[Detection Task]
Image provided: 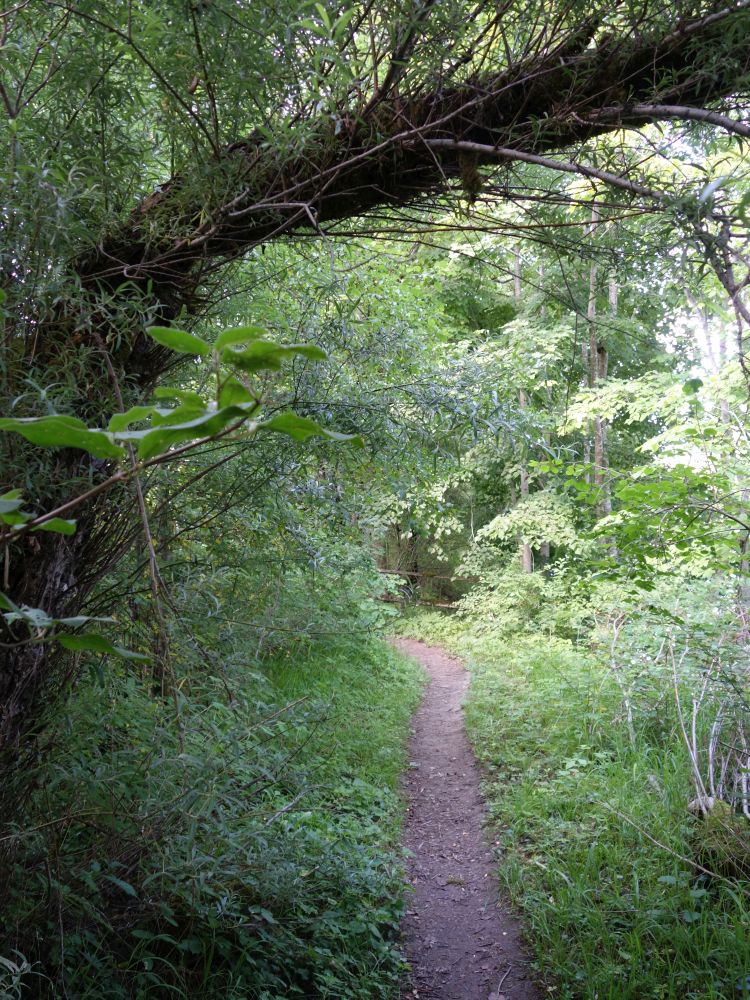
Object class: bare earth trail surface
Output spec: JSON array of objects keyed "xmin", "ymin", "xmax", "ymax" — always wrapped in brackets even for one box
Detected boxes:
[{"xmin": 395, "ymin": 639, "xmax": 541, "ymax": 1000}]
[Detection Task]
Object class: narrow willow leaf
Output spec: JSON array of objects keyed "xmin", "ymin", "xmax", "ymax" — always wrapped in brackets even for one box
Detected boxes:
[
  {"xmin": 146, "ymin": 326, "xmax": 210, "ymax": 356},
  {"xmin": 0, "ymin": 415, "xmax": 124, "ymax": 459},
  {"xmin": 103, "ymin": 874, "xmax": 138, "ymax": 897},
  {"xmin": 0, "ymin": 592, "xmax": 19, "ymax": 612},
  {"xmin": 55, "ymin": 615, "xmax": 112, "ymax": 627}
]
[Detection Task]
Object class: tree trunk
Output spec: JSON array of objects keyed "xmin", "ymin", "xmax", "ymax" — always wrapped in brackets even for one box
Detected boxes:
[
  {"xmin": 514, "ymin": 252, "xmax": 534, "ymax": 573},
  {"xmin": 518, "ymin": 387, "xmax": 534, "ymax": 574},
  {"xmin": 586, "ymin": 205, "xmax": 613, "ymax": 522}
]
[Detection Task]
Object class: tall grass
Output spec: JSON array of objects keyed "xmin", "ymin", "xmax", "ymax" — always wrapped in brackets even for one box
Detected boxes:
[
  {"xmin": 402, "ymin": 608, "xmax": 750, "ymax": 1000},
  {"xmin": 0, "ymin": 638, "xmax": 423, "ymax": 999}
]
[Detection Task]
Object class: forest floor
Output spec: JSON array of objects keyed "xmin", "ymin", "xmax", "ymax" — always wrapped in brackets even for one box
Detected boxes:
[{"xmin": 395, "ymin": 639, "xmax": 541, "ymax": 1000}]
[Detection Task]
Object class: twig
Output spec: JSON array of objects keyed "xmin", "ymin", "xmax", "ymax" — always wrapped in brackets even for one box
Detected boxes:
[{"xmin": 599, "ymin": 802, "xmax": 747, "ymax": 891}]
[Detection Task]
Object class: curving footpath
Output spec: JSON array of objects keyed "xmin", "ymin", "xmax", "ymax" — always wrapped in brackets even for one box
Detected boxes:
[{"xmin": 396, "ymin": 639, "xmax": 541, "ymax": 1000}]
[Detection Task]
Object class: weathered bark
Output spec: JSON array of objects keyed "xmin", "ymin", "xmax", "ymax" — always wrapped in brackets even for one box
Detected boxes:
[{"xmin": 3, "ymin": 3, "xmax": 750, "ymax": 759}]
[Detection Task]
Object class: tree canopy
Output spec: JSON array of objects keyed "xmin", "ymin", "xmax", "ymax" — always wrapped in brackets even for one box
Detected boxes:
[{"xmin": 3, "ymin": 4, "xmax": 750, "ymax": 994}]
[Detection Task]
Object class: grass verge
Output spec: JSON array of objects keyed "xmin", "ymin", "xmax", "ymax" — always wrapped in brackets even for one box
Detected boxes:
[
  {"xmin": 1, "ymin": 637, "xmax": 423, "ymax": 999},
  {"xmin": 401, "ymin": 617, "xmax": 750, "ymax": 1000}
]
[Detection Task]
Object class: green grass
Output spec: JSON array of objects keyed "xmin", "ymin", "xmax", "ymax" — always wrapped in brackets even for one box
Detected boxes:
[
  {"xmin": 1, "ymin": 637, "xmax": 424, "ymax": 1000},
  {"xmin": 266, "ymin": 637, "xmax": 423, "ymax": 795},
  {"xmin": 402, "ymin": 617, "xmax": 750, "ymax": 1000}
]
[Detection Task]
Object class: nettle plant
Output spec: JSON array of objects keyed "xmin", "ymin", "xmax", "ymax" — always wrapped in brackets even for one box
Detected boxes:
[{"xmin": 0, "ymin": 323, "xmax": 360, "ymax": 658}]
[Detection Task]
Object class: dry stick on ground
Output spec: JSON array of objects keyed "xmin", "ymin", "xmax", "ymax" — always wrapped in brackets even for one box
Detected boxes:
[{"xmin": 600, "ymin": 803, "xmax": 750, "ymax": 892}]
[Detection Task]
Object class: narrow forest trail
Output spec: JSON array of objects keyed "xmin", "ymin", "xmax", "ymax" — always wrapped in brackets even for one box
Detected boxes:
[{"xmin": 395, "ymin": 639, "xmax": 541, "ymax": 1000}]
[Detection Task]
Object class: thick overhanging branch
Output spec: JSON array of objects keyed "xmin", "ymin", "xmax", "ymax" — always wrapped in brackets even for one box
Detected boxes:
[{"xmin": 74, "ymin": 3, "xmax": 750, "ymax": 341}]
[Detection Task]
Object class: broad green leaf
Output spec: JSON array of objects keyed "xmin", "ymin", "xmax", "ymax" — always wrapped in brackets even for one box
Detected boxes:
[
  {"xmin": 214, "ymin": 325, "xmax": 266, "ymax": 351},
  {"xmin": 222, "ymin": 341, "xmax": 326, "ymax": 372},
  {"xmin": 218, "ymin": 375, "xmax": 257, "ymax": 408},
  {"xmin": 259, "ymin": 412, "xmax": 364, "ymax": 446},
  {"xmin": 682, "ymin": 378, "xmax": 704, "ymax": 394},
  {"xmin": 2, "ymin": 509, "xmax": 33, "ymax": 526},
  {"xmin": 4, "ymin": 604, "xmax": 53, "ymax": 628},
  {"xmin": 153, "ymin": 387, "xmax": 207, "ymax": 407},
  {"xmin": 145, "ymin": 326, "xmax": 210, "ymax": 357},
  {"xmin": 57, "ymin": 632, "xmax": 150, "ymax": 661},
  {"xmin": 0, "ymin": 415, "xmax": 124, "ymax": 459},
  {"xmin": 0, "ymin": 489, "xmax": 24, "ymax": 514},
  {"xmin": 103, "ymin": 874, "xmax": 138, "ymax": 897},
  {"xmin": 115, "ymin": 403, "xmax": 255, "ymax": 460},
  {"xmin": 108, "ymin": 405, "xmax": 158, "ymax": 433},
  {"xmin": 149, "ymin": 402, "xmax": 207, "ymax": 428},
  {"xmin": 32, "ymin": 518, "xmax": 77, "ymax": 535}
]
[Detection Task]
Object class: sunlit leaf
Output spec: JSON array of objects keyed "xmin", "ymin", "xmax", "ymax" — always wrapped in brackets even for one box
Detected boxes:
[
  {"xmin": 214, "ymin": 325, "xmax": 266, "ymax": 351},
  {"xmin": 2, "ymin": 509, "xmax": 33, "ymax": 526},
  {"xmin": 57, "ymin": 632, "xmax": 150, "ymax": 661},
  {"xmin": 0, "ymin": 415, "xmax": 124, "ymax": 459},
  {"xmin": 32, "ymin": 518, "xmax": 77, "ymax": 535},
  {"xmin": 115, "ymin": 403, "xmax": 256, "ymax": 460},
  {"xmin": 145, "ymin": 326, "xmax": 210, "ymax": 356},
  {"xmin": 222, "ymin": 341, "xmax": 326, "ymax": 372},
  {"xmin": 259, "ymin": 412, "xmax": 363, "ymax": 446}
]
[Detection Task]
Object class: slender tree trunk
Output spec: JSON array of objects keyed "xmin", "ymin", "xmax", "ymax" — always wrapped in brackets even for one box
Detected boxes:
[
  {"xmin": 586, "ymin": 206, "xmax": 612, "ymax": 520},
  {"xmin": 538, "ymin": 264, "xmax": 551, "ymax": 565},
  {"xmin": 518, "ymin": 388, "xmax": 534, "ymax": 573},
  {"xmin": 593, "ymin": 275, "xmax": 615, "ymax": 520},
  {"xmin": 586, "ymin": 204, "xmax": 599, "ymax": 487},
  {"xmin": 515, "ymin": 252, "xmax": 533, "ymax": 573},
  {"xmin": 581, "ymin": 216, "xmax": 595, "ymax": 481}
]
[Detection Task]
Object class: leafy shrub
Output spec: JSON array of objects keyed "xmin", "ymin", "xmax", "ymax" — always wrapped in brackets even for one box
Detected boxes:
[{"xmin": 0, "ymin": 639, "xmax": 422, "ymax": 999}]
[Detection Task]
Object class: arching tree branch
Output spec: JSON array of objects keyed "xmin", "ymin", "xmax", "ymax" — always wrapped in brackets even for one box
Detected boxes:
[{"xmin": 76, "ymin": 1, "xmax": 750, "ymax": 342}]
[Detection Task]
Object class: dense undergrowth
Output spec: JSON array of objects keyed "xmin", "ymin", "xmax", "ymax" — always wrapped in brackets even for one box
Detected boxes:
[
  {"xmin": 401, "ymin": 573, "xmax": 750, "ymax": 1000},
  {"xmin": 0, "ymin": 636, "xmax": 422, "ymax": 999}
]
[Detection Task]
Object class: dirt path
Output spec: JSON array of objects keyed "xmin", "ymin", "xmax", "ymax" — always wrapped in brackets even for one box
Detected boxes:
[{"xmin": 395, "ymin": 639, "xmax": 540, "ymax": 1000}]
